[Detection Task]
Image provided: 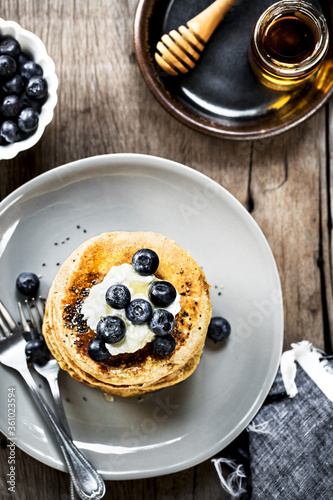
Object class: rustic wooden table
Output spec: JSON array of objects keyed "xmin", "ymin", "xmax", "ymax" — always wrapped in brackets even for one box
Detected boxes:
[{"xmin": 0, "ymin": 1, "xmax": 332, "ymax": 499}]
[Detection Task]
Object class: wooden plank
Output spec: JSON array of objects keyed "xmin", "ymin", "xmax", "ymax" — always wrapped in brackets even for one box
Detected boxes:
[
  {"xmin": 321, "ymin": 103, "xmax": 333, "ymax": 354},
  {"xmin": 249, "ymin": 111, "xmax": 329, "ymax": 351}
]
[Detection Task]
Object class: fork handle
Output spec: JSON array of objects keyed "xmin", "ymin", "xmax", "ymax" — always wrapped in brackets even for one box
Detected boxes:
[
  {"xmin": 45, "ymin": 377, "xmax": 81, "ymax": 500},
  {"xmin": 47, "ymin": 375, "xmax": 72, "ymax": 437},
  {"xmin": 20, "ymin": 367, "xmax": 105, "ymax": 500}
]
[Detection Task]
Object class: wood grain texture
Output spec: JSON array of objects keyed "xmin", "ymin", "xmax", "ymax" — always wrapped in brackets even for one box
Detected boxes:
[{"xmin": 0, "ymin": 0, "xmax": 332, "ymax": 499}]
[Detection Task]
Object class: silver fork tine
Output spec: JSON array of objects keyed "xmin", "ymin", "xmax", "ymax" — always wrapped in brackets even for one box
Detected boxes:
[
  {"xmin": 32, "ymin": 297, "xmax": 44, "ymax": 333},
  {"xmin": 0, "ymin": 300, "xmax": 19, "ymax": 334},
  {"xmin": 18, "ymin": 302, "xmax": 33, "ymax": 341},
  {"xmin": 0, "ymin": 313, "xmax": 10, "ymax": 337},
  {"xmin": 25, "ymin": 299, "xmax": 38, "ymax": 330},
  {"xmin": 39, "ymin": 296, "xmax": 45, "ymax": 312}
]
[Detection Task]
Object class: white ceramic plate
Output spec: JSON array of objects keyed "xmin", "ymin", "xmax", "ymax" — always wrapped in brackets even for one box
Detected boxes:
[{"xmin": 0, "ymin": 154, "xmax": 283, "ymax": 479}]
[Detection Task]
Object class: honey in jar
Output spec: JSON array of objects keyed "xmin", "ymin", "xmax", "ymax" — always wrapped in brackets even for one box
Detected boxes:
[{"xmin": 249, "ymin": 1, "xmax": 329, "ymax": 91}]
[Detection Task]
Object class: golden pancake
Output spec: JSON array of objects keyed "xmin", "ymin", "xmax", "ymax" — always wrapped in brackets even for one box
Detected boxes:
[{"xmin": 43, "ymin": 231, "xmax": 211, "ymax": 396}]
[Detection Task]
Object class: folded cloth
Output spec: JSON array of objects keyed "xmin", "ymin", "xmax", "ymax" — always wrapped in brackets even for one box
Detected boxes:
[{"xmin": 212, "ymin": 342, "xmax": 333, "ymax": 499}]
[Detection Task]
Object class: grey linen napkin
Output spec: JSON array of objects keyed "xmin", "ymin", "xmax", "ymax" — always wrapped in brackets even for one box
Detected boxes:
[{"xmin": 212, "ymin": 343, "xmax": 333, "ymax": 499}]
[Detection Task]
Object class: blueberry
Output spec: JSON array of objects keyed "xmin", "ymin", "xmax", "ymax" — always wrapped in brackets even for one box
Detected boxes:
[
  {"xmin": 0, "ymin": 55, "xmax": 16, "ymax": 79},
  {"xmin": 16, "ymin": 272, "xmax": 40, "ymax": 296},
  {"xmin": 126, "ymin": 298, "xmax": 152, "ymax": 325},
  {"xmin": 19, "ymin": 92, "xmax": 42, "ymax": 113},
  {"xmin": 149, "ymin": 309, "xmax": 175, "ymax": 336},
  {"xmin": 0, "ymin": 134, "xmax": 8, "ymax": 145},
  {"xmin": 96, "ymin": 316, "xmax": 126, "ymax": 344},
  {"xmin": 26, "ymin": 76, "xmax": 48, "ymax": 100},
  {"xmin": 2, "ymin": 74, "xmax": 24, "ymax": 94},
  {"xmin": 0, "ymin": 120, "xmax": 22, "ymax": 143},
  {"xmin": 87, "ymin": 337, "xmax": 111, "ymax": 362},
  {"xmin": 18, "ymin": 52, "xmax": 31, "ymax": 68},
  {"xmin": 149, "ymin": 281, "xmax": 177, "ymax": 307},
  {"xmin": 132, "ymin": 249, "xmax": 159, "ymax": 276},
  {"xmin": 105, "ymin": 284, "xmax": 131, "ymax": 309},
  {"xmin": 25, "ymin": 338, "xmax": 50, "ymax": 366},
  {"xmin": 0, "ymin": 36, "xmax": 21, "ymax": 58},
  {"xmin": 152, "ymin": 335, "xmax": 176, "ymax": 356},
  {"xmin": 18, "ymin": 107, "xmax": 39, "ymax": 132},
  {"xmin": 207, "ymin": 317, "xmax": 231, "ymax": 342},
  {"xmin": 1, "ymin": 95, "xmax": 20, "ymax": 117},
  {"xmin": 20, "ymin": 61, "xmax": 43, "ymax": 80}
]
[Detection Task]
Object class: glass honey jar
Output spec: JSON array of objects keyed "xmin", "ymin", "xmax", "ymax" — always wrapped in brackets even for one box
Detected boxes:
[{"xmin": 249, "ymin": 0, "xmax": 329, "ymax": 91}]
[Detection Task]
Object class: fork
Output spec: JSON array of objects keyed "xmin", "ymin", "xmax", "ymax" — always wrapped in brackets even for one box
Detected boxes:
[
  {"xmin": 0, "ymin": 300, "xmax": 106, "ymax": 500},
  {"xmin": 19, "ymin": 298, "xmax": 78, "ymax": 499},
  {"xmin": 18, "ymin": 298, "xmax": 72, "ymax": 436}
]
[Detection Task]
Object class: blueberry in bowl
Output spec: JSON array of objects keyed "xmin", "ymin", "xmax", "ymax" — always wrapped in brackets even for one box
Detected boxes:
[
  {"xmin": 18, "ymin": 107, "xmax": 39, "ymax": 133},
  {"xmin": 1, "ymin": 120, "xmax": 22, "ymax": 143},
  {"xmin": 0, "ymin": 18, "xmax": 58, "ymax": 160}
]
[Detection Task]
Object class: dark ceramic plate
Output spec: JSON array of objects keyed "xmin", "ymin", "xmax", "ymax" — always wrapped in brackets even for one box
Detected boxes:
[{"xmin": 134, "ymin": 0, "xmax": 333, "ymax": 140}]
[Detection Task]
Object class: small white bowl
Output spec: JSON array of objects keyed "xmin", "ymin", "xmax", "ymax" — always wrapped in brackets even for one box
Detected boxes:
[{"xmin": 0, "ymin": 18, "xmax": 58, "ymax": 160}]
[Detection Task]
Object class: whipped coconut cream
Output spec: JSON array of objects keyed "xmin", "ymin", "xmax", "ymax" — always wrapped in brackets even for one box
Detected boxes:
[{"xmin": 81, "ymin": 263, "xmax": 181, "ymax": 355}]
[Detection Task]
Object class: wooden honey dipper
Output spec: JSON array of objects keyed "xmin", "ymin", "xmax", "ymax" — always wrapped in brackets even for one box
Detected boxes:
[{"xmin": 155, "ymin": 0, "xmax": 238, "ymax": 76}]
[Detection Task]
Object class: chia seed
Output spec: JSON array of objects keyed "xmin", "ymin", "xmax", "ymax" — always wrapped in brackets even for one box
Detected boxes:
[{"xmin": 63, "ymin": 297, "xmax": 89, "ymax": 333}]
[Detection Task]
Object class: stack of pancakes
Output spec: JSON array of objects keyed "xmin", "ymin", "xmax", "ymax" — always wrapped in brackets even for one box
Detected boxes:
[{"xmin": 43, "ymin": 232, "xmax": 211, "ymax": 396}]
